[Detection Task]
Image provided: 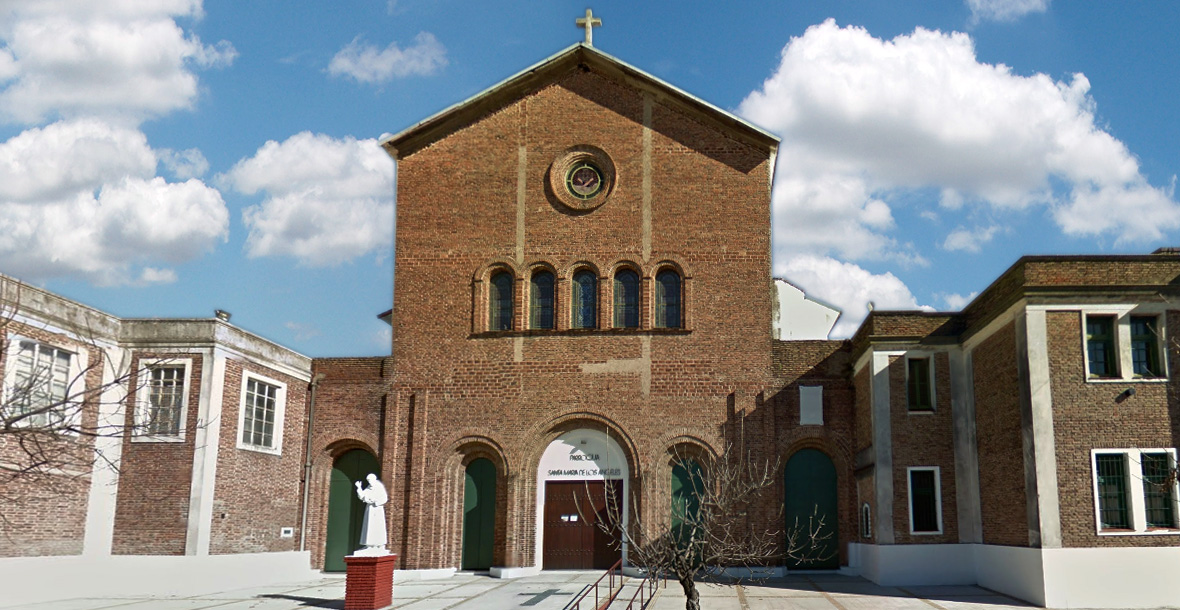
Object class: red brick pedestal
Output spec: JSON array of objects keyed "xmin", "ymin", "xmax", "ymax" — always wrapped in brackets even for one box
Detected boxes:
[{"xmin": 344, "ymin": 553, "xmax": 398, "ymax": 610}]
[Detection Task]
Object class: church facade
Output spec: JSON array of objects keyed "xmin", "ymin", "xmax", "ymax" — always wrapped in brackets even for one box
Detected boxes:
[{"xmin": 2, "ymin": 43, "xmax": 1180, "ymax": 609}]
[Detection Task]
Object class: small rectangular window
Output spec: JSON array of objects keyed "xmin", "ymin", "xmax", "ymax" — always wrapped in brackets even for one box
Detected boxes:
[
  {"xmin": 146, "ymin": 365, "xmax": 185, "ymax": 436},
  {"xmin": 10, "ymin": 340, "xmax": 73, "ymax": 428},
  {"xmin": 1095, "ymin": 453, "xmax": 1130, "ymax": 529},
  {"xmin": 906, "ymin": 357, "xmax": 932, "ymax": 412},
  {"xmin": 1141, "ymin": 453, "xmax": 1176, "ymax": 528},
  {"xmin": 242, "ymin": 377, "xmax": 279, "ymax": 449},
  {"xmin": 1086, "ymin": 316, "xmax": 1118, "ymax": 378},
  {"xmin": 908, "ymin": 467, "xmax": 942, "ymax": 534},
  {"xmin": 1130, "ymin": 316, "xmax": 1162, "ymax": 377}
]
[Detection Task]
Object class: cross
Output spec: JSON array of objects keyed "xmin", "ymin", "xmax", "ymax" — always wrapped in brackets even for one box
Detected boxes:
[
  {"xmin": 519, "ymin": 589, "xmax": 572, "ymax": 606},
  {"xmin": 576, "ymin": 8, "xmax": 601, "ymax": 46}
]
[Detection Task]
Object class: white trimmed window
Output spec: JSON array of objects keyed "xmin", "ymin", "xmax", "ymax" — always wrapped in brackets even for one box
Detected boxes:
[
  {"xmin": 237, "ymin": 372, "xmax": 286, "ymax": 455},
  {"xmin": 1092, "ymin": 448, "xmax": 1179, "ymax": 535},
  {"xmin": 1083, "ymin": 310, "xmax": 1167, "ymax": 381},
  {"xmin": 905, "ymin": 354, "xmax": 935, "ymax": 412},
  {"xmin": 860, "ymin": 503, "xmax": 872, "ymax": 539},
  {"xmin": 4, "ymin": 338, "xmax": 76, "ymax": 429},
  {"xmin": 135, "ymin": 358, "xmax": 191, "ymax": 441},
  {"xmin": 907, "ymin": 466, "xmax": 943, "ymax": 535}
]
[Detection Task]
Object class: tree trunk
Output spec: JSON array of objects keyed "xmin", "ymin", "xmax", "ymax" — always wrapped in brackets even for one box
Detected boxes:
[{"xmin": 679, "ymin": 577, "xmax": 700, "ymax": 610}]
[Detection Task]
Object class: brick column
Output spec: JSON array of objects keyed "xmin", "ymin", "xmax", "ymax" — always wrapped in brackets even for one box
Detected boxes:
[{"xmin": 344, "ymin": 554, "xmax": 398, "ymax": 610}]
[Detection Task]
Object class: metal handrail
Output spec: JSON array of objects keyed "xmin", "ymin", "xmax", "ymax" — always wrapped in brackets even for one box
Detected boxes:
[
  {"xmin": 567, "ymin": 559, "xmax": 624, "ymax": 610},
  {"xmin": 620, "ymin": 568, "xmax": 664, "ymax": 610}
]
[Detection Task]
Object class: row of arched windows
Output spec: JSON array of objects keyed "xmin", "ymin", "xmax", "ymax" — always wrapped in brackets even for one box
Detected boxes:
[{"xmin": 485, "ymin": 265, "xmax": 684, "ymax": 332}]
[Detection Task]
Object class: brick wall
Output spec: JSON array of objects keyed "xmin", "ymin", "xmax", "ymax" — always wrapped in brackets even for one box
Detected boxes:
[
  {"xmin": 207, "ymin": 359, "xmax": 307, "ymax": 554},
  {"xmin": 0, "ymin": 323, "xmax": 103, "ymax": 557},
  {"xmin": 972, "ymin": 321, "xmax": 1030, "ymax": 546},
  {"xmin": 111, "ymin": 352, "xmax": 203, "ymax": 555},
  {"xmin": 1047, "ymin": 310, "xmax": 1180, "ymax": 547}
]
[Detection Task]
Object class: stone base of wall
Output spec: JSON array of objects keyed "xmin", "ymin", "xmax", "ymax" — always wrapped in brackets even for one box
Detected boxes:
[{"xmin": 849, "ymin": 543, "xmax": 1180, "ymax": 608}]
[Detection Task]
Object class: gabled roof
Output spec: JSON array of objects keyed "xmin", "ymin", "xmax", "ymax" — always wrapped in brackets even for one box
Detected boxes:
[{"xmin": 381, "ymin": 43, "xmax": 779, "ymax": 159}]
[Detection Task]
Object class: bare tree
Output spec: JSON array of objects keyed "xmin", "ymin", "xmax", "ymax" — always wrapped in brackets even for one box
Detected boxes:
[
  {"xmin": 583, "ymin": 442, "xmax": 833, "ymax": 610},
  {"xmin": 0, "ymin": 276, "xmax": 154, "ymax": 526}
]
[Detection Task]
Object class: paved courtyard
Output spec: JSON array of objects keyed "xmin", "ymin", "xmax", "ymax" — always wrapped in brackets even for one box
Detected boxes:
[{"xmin": 2, "ymin": 570, "xmax": 1166, "ymax": 610}]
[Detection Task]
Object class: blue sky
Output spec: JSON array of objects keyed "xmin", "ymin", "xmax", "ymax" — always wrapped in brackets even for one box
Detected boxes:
[{"xmin": 2, "ymin": 0, "xmax": 1179, "ymax": 355}]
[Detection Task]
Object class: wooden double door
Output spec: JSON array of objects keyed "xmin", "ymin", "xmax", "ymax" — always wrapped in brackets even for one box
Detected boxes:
[{"xmin": 542, "ymin": 481, "xmax": 622, "ymax": 569}]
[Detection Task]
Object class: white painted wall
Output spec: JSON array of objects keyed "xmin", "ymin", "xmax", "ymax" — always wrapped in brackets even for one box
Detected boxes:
[
  {"xmin": 1042, "ymin": 546, "xmax": 1180, "ymax": 609},
  {"xmin": 0, "ymin": 552, "xmax": 318, "ymax": 607},
  {"xmin": 973, "ymin": 544, "xmax": 1045, "ymax": 607},
  {"xmin": 771, "ymin": 279, "xmax": 840, "ymax": 340},
  {"xmin": 851, "ymin": 542, "xmax": 976, "ymax": 586}
]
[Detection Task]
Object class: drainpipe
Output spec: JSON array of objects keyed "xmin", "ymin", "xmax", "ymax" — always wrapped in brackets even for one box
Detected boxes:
[{"xmin": 299, "ymin": 372, "xmax": 326, "ymax": 552}]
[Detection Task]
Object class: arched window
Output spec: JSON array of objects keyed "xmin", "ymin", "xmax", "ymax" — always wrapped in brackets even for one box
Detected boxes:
[
  {"xmin": 861, "ymin": 503, "xmax": 872, "ymax": 539},
  {"xmin": 571, "ymin": 270, "xmax": 597, "ymax": 329},
  {"xmin": 530, "ymin": 270, "xmax": 554, "ymax": 330},
  {"xmin": 655, "ymin": 269, "xmax": 681, "ymax": 328},
  {"xmin": 489, "ymin": 271, "xmax": 514, "ymax": 331},
  {"xmin": 614, "ymin": 269, "xmax": 639, "ymax": 328}
]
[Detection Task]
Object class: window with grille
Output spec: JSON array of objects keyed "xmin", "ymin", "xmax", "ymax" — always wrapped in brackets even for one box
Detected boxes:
[
  {"xmin": 614, "ymin": 269, "xmax": 639, "ymax": 328},
  {"xmin": 241, "ymin": 377, "xmax": 280, "ymax": 450},
  {"xmin": 655, "ymin": 269, "xmax": 681, "ymax": 329},
  {"xmin": 530, "ymin": 271, "xmax": 554, "ymax": 330},
  {"xmin": 1095, "ymin": 453, "xmax": 1130, "ymax": 529},
  {"xmin": 1130, "ymin": 316, "xmax": 1162, "ymax": 377},
  {"xmin": 906, "ymin": 357, "xmax": 933, "ymax": 412},
  {"xmin": 571, "ymin": 270, "xmax": 597, "ymax": 329},
  {"xmin": 10, "ymin": 340, "xmax": 72, "ymax": 428},
  {"xmin": 908, "ymin": 467, "xmax": 942, "ymax": 534},
  {"xmin": 489, "ymin": 271, "xmax": 514, "ymax": 331},
  {"xmin": 146, "ymin": 365, "xmax": 185, "ymax": 436},
  {"xmin": 1086, "ymin": 316, "xmax": 1118, "ymax": 378},
  {"xmin": 1141, "ymin": 452, "xmax": 1176, "ymax": 528}
]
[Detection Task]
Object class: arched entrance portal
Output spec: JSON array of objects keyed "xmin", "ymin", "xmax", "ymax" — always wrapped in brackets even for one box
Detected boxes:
[
  {"xmin": 324, "ymin": 448, "xmax": 380, "ymax": 572},
  {"xmin": 783, "ymin": 448, "xmax": 839, "ymax": 569},
  {"xmin": 536, "ymin": 430, "xmax": 628, "ymax": 570},
  {"xmin": 462, "ymin": 458, "xmax": 497, "ymax": 570}
]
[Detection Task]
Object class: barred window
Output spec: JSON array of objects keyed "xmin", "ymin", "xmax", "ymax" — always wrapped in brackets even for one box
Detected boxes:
[
  {"xmin": 571, "ymin": 270, "xmax": 597, "ymax": 330},
  {"xmin": 1095, "ymin": 453, "xmax": 1130, "ymax": 529},
  {"xmin": 146, "ymin": 365, "xmax": 185, "ymax": 436},
  {"xmin": 908, "ymin": 467, "xmax": 942, "ymax": 534},
  {"xmin": 241, "ymin": 378, "xmax": 279, "ymax": 449},
  {"xmin": 1141, "ymin": 453, "xmax": 1176, "ymax": 528}
]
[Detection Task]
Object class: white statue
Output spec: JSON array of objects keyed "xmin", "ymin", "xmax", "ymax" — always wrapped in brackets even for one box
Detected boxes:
[{"xmin": 354, "ymin": 473, "xmax": 389, "ymax": 556}]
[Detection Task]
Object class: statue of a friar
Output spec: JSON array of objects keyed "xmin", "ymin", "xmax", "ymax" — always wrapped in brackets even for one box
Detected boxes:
[{"xmin": 354, "ymin": 473, "xmax": 389, "ymax": 556}]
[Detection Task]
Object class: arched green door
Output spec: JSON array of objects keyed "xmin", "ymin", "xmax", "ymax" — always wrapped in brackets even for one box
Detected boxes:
[
  {"xmin": 462, "ymin": 458, "xmax": 497, "ymax": 570},
  {"xmin": 783, "ymin": 448, "xmax": 839, "ymax": 569},
  {"xmin": 324, "ymin": 449, "xmax": 380, "ymax": 572},
  {"xmin": 671, "ymin": 459, "xmax": 703, "ymax": 546}
]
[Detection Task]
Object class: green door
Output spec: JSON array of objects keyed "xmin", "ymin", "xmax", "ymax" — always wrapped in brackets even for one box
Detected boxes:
[
  {"xmin": 461, "ymin": 458, "xmax": 496, "ymax": 570},
  {"xmin": 324, "ymin": 449, "xmax": 380, "ymax": 572},
  {"xmin": 783, "ymin": 448, "xmax": 839, "ymax": 569},
  {"xmin": 671, "ymin": 459, "xmax": 703, "ymax": 548}
]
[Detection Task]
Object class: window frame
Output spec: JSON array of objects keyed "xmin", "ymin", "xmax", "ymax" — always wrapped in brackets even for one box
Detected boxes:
[
  {"xmin": 529, "ymin": 269, "xmax": 555, "ymax": 330},
  {"xmin": 570, "ymin": 269, "xmax": 598, "ymax": 330},
  {"xmin": 1091, "ymin": 448, "xmax": 1180, "ymax": 536},
  {"xmin": 236, "ymin": 371, "xmax": 287, "ymax": 456},
  {"xmin": 488, "ymin": 270, "xmax": 515, "ymax": 332},
  {"xmin": 3, "ymin": 336, "xmax": 83, "ymax": 432},
  {"xmin": 1081, "ymin": 309, "xmax": 1169, "ymax": 383},
  {"xmin": 860, "ymin": 502, "xmax": 872, "ymax": 539},
  {"xmin": 133, "ymin": 357, "xmax": 192, "ymax": 443},
  {"xmin": 613, "ymin": 268, "xmax": 641, "ymax": 329},
  {"xmin": 654, "ymin": 268, "xmax": 681, "ymax": 329},
  {"xmin": 906, "ymin": 466, "xmax": 943, "ymax": 535},
  {"xmin": 905, "ymin": 354, "xmax": 936, "ymax": 413}
]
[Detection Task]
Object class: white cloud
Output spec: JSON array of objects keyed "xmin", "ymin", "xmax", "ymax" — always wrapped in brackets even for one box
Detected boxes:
[
  {"xmin": 224, "ymin": 132, "xmax": 395, "ymax": 266},
  {"xmin": 966, "ymin": 0, "xmax": 1049, "ymax": 24},
  {"xmin": 159, "ymin": 147, "xmax": 209, "ymax": 179},
  {"xmin": 780, "ymin": 255, "xmax": 928, "ymax": 338},
  {"xmin": 0, "ymin": 119, "xmax": 228, "ymax": 284},
  {"xmin": 939, "ymin": 291, "xmax": 979, "ymax": 310},
  {"xmin": 285, "ymin": 321, "xmax": 321, "ymax": 341},
  {"xmin": 328, "ymin": 32, "xmax": 447, "ymax": 84},
  {"xmin": 0, "ymin": 1, "xmax": 235, "ymax": 124},
  {"xmin": 739, "ymin": 20, "xmax": 1180, "ymax": 258},
  {"xmin": 943, "ymin": 225, "xmax": 999, "ymax": 252}
]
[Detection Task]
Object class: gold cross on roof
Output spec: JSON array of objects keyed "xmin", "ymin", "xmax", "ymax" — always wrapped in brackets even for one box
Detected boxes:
[{"xmin": 576, "ymin": 8, "xmax": 601, "ymax": 46}]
